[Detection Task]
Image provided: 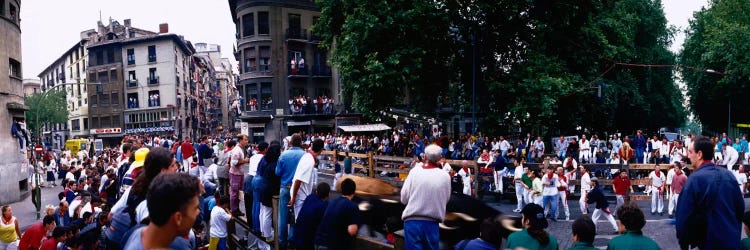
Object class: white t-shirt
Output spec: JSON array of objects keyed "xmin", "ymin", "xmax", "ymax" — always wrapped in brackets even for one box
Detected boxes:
[
  {"xmin": 513, "ymin": 166, "xmax": 524, "ymax": 179},
  {"xmin": 649, "ymin": 171, "xmax": 666, "ymax": 187},
  {"xmin": 210, "ymin": 206, "xmax": 232, "ymax": 238},
  {"xmin": 580, "ymin": 172, "xmax": 591, "ymax": 193},
  {"xmin": 735, "ymin": 171, "xmax": 747, "ymax": 192},
  {"xmin": 541, "ymin": 174, "xmax": 559, "ymax": 196},
  {"xmin": 292, "ymin": 153, "xmax": 316, "ymax": 203},
  {"xmin": 666, "ymin": 168, "xmax": 675, "ymax": 185},
  {"xmin": 442, "ymin": 163, "xmax": 452, "ymax": 173},
  {"xmin": 671, "ymin": 147, "xmax": 685, "ymax": 163},
  {"xmin": 458, "ymin": 168, "xmax": 472, "ymax": 186},
  {"xmin": 248, "ymin": 154, "xmax": 264, "ymax": 176}
]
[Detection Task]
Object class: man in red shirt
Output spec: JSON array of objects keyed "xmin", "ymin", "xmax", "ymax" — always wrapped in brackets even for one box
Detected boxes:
[
  {"xmin": 39, "ymin": 227, "xmax": 67, "ymax": 250},
  {"xmin": 669, "ymin": 165, "xmax": 688, "ymax": 218},
  {"xmin": 612, "ymin": 170, "xmax": 633, "ymax": 212},
  {"xmin": 181, "ymin": 137, "xmax": 195, "ymax": 172},
  {"xmin": 19, "ymin": 215, "xmax": 55, "ymax": 250}
]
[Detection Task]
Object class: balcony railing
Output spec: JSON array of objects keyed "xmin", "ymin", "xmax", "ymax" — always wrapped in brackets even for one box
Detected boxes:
[
  {"xmin": 312, "ymin": 65, "xmax": 332, "ymax": 77},
  {"xmin": 148, "ymin": 76, "xmax": 159, "ymax": 85},
  {"xmin": 288, "ymin": 99, "xmax": 336, "ymax": 115},
  {"xmin": 288, "ymin": 64, "xmax": 309, "ymax": 76},
  {"xmin": 148, "ymin": 55, "xmax": 157, "ymax": 62},
  {"xmin": 285, "ymin": 28, "xmax": 308, "ymax": 40},
  {"xmin": 126, "ymin": 79, "xmax": 138, "ymax": 88}
]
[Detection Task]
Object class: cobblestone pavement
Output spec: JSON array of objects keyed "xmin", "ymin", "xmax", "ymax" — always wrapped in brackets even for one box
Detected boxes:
[{"xmin": 486, "ymin": 195, "xmax": 750, "ymax": 249}]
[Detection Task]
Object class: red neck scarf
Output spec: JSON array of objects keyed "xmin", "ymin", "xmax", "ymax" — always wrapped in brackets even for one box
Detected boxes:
[
  {"xmin": 547, "ymin": 173, "xmax": 554, "ymax": 179},
  {"xmin": 655, "ymin": 170, "xmax": 661, "ymax": 177},
  {"xmin": 423, "ymin": 162, "xmax": 440, "ymax": 169}
]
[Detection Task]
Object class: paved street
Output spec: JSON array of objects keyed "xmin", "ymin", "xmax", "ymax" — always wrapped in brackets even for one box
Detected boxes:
[{"xmin": 4, "ymin": 185, "xmax": 66, "ymax": 231}]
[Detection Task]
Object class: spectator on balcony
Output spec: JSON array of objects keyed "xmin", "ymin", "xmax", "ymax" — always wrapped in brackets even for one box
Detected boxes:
[{"xmin": 291, "ymin": 59, "xmax": 297, "ymax": 75}]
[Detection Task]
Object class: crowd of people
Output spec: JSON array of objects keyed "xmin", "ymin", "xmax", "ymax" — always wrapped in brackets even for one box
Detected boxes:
[{"xmin": 8, "ymin": 127, "xmax": 750, "ymax": 250}]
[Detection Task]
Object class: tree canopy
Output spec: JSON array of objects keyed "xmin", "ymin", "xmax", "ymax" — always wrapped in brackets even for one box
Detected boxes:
[
  {"xmin": 680, "ymin": 0, "xmax": 750, "ymax": 133},
  {"xmin": 315, "ymin": 0, "xmax": 686, "ymax": 136},
  {"xmin": 24, "ymin": 89, "xmax": 68, "ymax": 141}
]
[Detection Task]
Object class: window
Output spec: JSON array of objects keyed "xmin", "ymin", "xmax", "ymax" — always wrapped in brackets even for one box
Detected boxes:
[
  {"xmin": 127, "ymin": 49, "xmax": 135, "ymax": 65},
  {"xmin": 127, "ymin": 93, "xmax": 139, "ymax": 109},
  {"xmin": 77, "ymin": 84, "xmax": 82, "ymax": 96},
  {"xmin": 111, "ymin": 93, "xmax": 119, "ymax": 106},
  {"xmin": 244, "ymin": 48, "xmax": 256, "ymax": 73},
  {"xmin": 258, "ymin": 12, "xmax": 269, "ymax": 35},
  {"xmin": 259, "ymin": 46, "xmax": 270, "ymax": 72},
  {"xmin": 128, "ymin": 71, "xmax": 137, "ymax": 87},
  {"xmin": 99, "ymin": 93, "xmax": 110, "ymax": 106},
  {"xmin": 148, "ymin": 46, "xmax": 156, "ymax": 62},
  {"xmin": 8, "ymin": 59, "xmax": 20, "ymax": 78},
  {"xmin": 112, "ymin": 115, "xmax": 120, "ymax": 127},
  {"xmin": 95, "ymin": 51, "xmax": 103, "ymax": 65},
  {"xmin": 60, "ymin": 65, "xmax": 66, "ymax": 81},
  {"xmin": 244, "ymin": 83, "xmax": 257, "ymax": 111},
  {"xmin": 242, "ymin": 13, "xmax": 254, "ymax": 37},
  {"xmin": 97, "ymin": 71, "xmax": 109, "ymax": 83},
  {"xmin": 83, "ymin": 118, "xmax": 88, "ymax": 130},
  {"xmin": 288, "ymin": 14, "xmax": 301, "ymax": 38},
  {"xmin": 71, "ymin": 119, "xmax": 80, "ymax": 131},
  {"xmin": 0, "ymin": 1, "xmax": 4, "ymax": 20},
  {"xmin": 261, "ymin": 82, "xmax": 272, "ymax": 110},
  {"xmin": 76, "ymin": 64, "xmax": 80, "ymax": 79},
  {"xmin": 148, "ymin": 68, "xmax": 158, "ymax": 84},
  {"xmin": 101, "ymin": 116, "xmax": 111, "ymax": 128},
  {"xmin": 313, "ymin": 16, "xmax": 320, "ymax": 25},
  {"xmin": 129, "ymin": 31, "xmax": 135, "ymax": 38},
  {"xmin": 148, "ymin": 90, "xmax": 160, "ymax": 107},
  {"xmin": 90, "ymin": 95, "xmax": 98, "ymax": 106},
  {"xmin": 88, "ymin": 73, "xmax": 96, "ymax": 82},
  {"xmin": 110, "ymin": 69, "xmax": 118, "ymax": 82},
  {"xmin": 9, "ymin": 4, "xmax": 17, "ymax": 24},
  {"xmin": 106, "ymin": 49, "xmax": 115, "ymax": 64}
]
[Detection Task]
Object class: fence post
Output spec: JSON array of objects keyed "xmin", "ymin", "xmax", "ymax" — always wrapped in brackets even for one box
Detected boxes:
[
  {"xmin": 272, "ymin": 195, "xmax": 279, "ymax": 250},
  {"xmin": 368, "ymin": 151, "xmax": 375, "ymax": 177}
]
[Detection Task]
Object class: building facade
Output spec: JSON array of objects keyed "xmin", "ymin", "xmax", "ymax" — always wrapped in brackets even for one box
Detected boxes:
[
  {"xmin": 194, "ymin": 43, "xmax": 238, "ymax": 133},
  {"xmin": 229, "ymin": 0, "xmax": 338, "ymax": 142},
  {"xmin": 22, "ymin": 79, "xmax": 40, "ymax": 97},
  {"xmin": 38, "ymin": 38, "xmax": 91, "ymax": 145},
  {"xmin": 0, "ymin": 0, "xmax": 30, "ymax": 204}
]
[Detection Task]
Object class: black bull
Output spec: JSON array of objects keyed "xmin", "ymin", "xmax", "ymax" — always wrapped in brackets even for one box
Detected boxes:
[{"xmin": 352, "ymin": 193, "xmax": 522, "ymax": 248}]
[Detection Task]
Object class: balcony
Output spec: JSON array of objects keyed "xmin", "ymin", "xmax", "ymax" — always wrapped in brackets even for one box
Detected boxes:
[
  {"xmin": 288, "ymin": 97, "xmax": 336, "ymax": 115},
  {"xmin": 288, "ymin": 64, "xmax": 309, "ymax": 77},
  {"xmin": 312, "ymin": 65, "xmax": 332, "ymax": 77},
  {"xmin": 126, "ymin": 79, "xmax": 138, "ymax": 88},
  {"xmin": 148, "ymin": 55, "xmax": 157, "ymax": 63},
  {"xmin": 148, "ymin": 76, "xmax": 159, "ymax": 85},
  {"xmin": 285, "ymin": 28, "xmax": 308, "ymax": 41}
]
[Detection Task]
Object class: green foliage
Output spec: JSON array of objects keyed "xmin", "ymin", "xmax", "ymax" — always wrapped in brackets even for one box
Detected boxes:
[
  {"xmin": 315, "ymin": 0, "xmax": 686, "ymax": 135},
  {"xmin": 680, "ymin": 0, "xmax": 750, "ymax": 133},
  {"xmin": 24, "ymin": 90, "xmax": 68, "ymax": 140}
]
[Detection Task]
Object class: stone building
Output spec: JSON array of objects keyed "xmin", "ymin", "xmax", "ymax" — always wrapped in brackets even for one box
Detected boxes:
[{"xmin": 0, "ymin": 0, "xmax": 30, "ymax": 204}]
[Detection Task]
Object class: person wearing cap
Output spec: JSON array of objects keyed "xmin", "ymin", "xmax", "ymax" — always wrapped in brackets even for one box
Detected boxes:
[
  {"xmin": 607, "ymin": 202, "xmax": 660, "ymax": 249},
  {"xmin": 586, "ymin": 177, "xmax": 618, "ymax": 232},
  {"xmin": 119, "ymin": 148, "xmax": 150, "ymax": 197},
  {"xmin": 569, "ymin": 217, "xmax": 597, "ymax": 250},
  {"xmin": 506, "ymin": 203, "xmax": 558, "ymax": 250}
]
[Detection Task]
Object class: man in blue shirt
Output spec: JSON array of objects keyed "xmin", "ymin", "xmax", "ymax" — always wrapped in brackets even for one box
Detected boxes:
[
  {"xmin": 291, "ymin": 182, "xmax": 330, "ymax": 250},
  {"xmin": 275, "ymin": 134, "xmax": 306, "ymax": 248},
  {"xmin": 676, "ymin": 136, "xmax": 745, "ymax": 249},
  {"xmin": 314, "ymin": 178, "xmax": 359, "ymax": 250},
  {"xmin": 633, "ymin": 130, "xmax": 647, "ymax": 164}
]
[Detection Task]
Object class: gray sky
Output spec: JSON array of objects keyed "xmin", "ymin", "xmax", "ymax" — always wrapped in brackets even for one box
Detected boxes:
[
  {"xmin": 20, "ymin": 0, "xmax": 707, "ymax": 79},
  {"xmin": 20, "ymin": 0, "xmax": 237, "ymax": 78}
]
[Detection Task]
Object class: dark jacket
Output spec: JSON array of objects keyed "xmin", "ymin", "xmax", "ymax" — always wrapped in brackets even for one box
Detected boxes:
[
  {"xmin": 675, "ymin": 162, "xmax": 744, "ymax": 249},
  {"xmin": 586, "ymin": 185, "xmax": 609, "ymax": 209},
  {"xmin": 257, "ymin": 158, "xmax": 280, "ymax": 207}
]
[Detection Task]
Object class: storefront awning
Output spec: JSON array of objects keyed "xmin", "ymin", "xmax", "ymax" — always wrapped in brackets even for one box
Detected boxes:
[
  {"xmin": 339, "ymin": 124, "xmax": 391, "ymax": 132},
  {"xmin": 287, "ymin": 121, "xmax": 311, "ymax": 126}
]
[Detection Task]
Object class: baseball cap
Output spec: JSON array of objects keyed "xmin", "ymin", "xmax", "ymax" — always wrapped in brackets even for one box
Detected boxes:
[
  {"xmin": 521, "ymin": 203, "xmax": 548, "ymax": 229},
  {"xmin": 131, "ymin": 148, "xmax": 150, "ymax": 169}
]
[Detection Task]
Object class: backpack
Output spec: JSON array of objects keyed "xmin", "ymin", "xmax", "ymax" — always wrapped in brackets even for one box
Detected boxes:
[{"xmin": 106, "ymin": 191, "xmax": 146, "ymax": 246}]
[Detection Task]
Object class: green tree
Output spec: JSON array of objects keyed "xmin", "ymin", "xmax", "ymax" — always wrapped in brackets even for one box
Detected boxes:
[
  {"xmin": 680, "ymin": 0, "xmax": 750, "ymax": 133},
  {"xmin": 24, "ymin": 89, "xmax": 68, "ymax": 142}
]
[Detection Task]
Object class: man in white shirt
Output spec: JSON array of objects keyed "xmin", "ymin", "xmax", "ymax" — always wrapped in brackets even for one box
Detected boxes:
[
  {"xmin": 659, "ymin": 138, "xmax": 671, "ymax": 164},
  {"xmin": 564, "ymin": 156, "xmax": 578, "ymax": 194},
  {"xmin": 735, "ymin": 165, "xmax": 748, "ymax": 196},
  {"xmin": 579, "ymin": 167, "xmax": 591, "ymax": 215},
  {"xmin": 649, "ymin": 165, "xmax": 666, "ymax": 216},
  {"xmin": 458, "ymin": 160, "xmax": 473, "ymax": 196},
  {"xmin": 579, "ymin": 135, "xmax": 591, "ymax": 164},
  {"xmin": 512, "ymin": 160, "xmax": 526, "ymax": 213},
  {"xmin": 541, "ymin": 168, "xmax": 559, "ymax": 221},
  {"xmin": 648, "ymin": 136, "xmax": 661, "ymax": 164},
  {"xmin": 229, "ymin": 135, "xmax": 250, "ymax": 216},
  {"xmin": 531, "ymin": 137, "xmax": 545, "ymax": 162},
  {"xmin": 671, "ymin": 141, "xmax": 686, "ymax": 164},
  {"xmin": 289, "ymin": 139, "xmax": 324, "ymax": 219},
  {"xmin": 723, "ymin": 143, "xmax": 740, "ymax": 168},
  {"xmin": 499, "ymin": 136, "xmax": 511, "ymax": 157},
  {"xmin": 665, "ymin": 164, "xmax": 676, "ymax": 199}
]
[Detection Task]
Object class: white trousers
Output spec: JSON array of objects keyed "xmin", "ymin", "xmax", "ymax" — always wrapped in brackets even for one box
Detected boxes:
[
  {"xmin": 494, "ymin": 171, "xmax": 503, "ymax": 193},
  {"xmin": 579, "ymin": 150, "xmax": 590, "ymax": 163},
  {"xmin": 259, "ymin": 204, "xmax": 274, "ymax": 238},
  {"xmin": 592, "ymin": 208, "xmax": 618, "ymax": 231},
  {"xmin": 463, "ymin": 183, "xmax": 472, "ymax": 196},
  {"xmin": 182, "ymin": 157, "xmax": 193, "ymax": 172},
  {"xmin": 745, "ymin": 152, "xmax": 750, "ymax": 165},
  {"xmin": 668, "ymin": 193, "xmax": 680, "ymax": 215},
  {"xmin": 515, "ymin": 182, "xmax": 526, "ymax": 210},
  {"xmin": 651, "ymin": 187, "xmax": 664, "ymax": 213},
  {"xmin": 533, "ymin": 194, "xmax": 542, "ymax": 205},
  {"xmin": 579, "ymin": 190, "xmax": 589, "ymax": 214},
  {"xmin": 557, "ymin": 190, "xmax": 570, "ymax": 219}
]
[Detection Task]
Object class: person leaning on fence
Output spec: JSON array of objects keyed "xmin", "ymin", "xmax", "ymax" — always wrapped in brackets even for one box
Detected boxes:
[
  {"xmin": 607, "ymin": 202, "xmax": 660, "ymax": 250},
  {"xmin": 400, "ymin": 144, "xmax": 451, "ymax": 250}
]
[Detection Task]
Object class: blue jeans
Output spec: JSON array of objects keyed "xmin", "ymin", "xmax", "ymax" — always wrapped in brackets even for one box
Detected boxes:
[
  {"xmin": 636, "ymin": 148, "xmax": 644, "ymax": 163},
  {"xmin": 243, "ymin": 175, "xmax": 256, "ymax": 231},
  {"xmin": 542, "ymin": 195, "xmax": 558, "ymax": 218},
  {"xmin": 557, "ymin": 150, "xmax": 566, "ymax": 159},
  {"xmin": 279, "ymin": 186, "xmax": 291, "ymax": 246},
  {"xmin": 251, "ymin": 176, "xmax": 263, "ymax": 232},
  {"xmin": 404, "ymin": 220, "xmax": 439, "ymax": 250}
]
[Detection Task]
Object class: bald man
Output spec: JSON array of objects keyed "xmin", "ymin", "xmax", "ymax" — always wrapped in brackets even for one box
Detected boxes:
[{"xmin": 458, "ymin": 160, "xmax": 473, "ymax": 196}]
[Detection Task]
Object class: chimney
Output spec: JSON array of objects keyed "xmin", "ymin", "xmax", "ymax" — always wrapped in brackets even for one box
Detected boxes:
[
  {"xmin": 159, "ymin": 23, "xmax": 169, "ymax": 33},
  {"xmin": 124, "ymin": 19, "xmax": 131, "ymax": 27}
]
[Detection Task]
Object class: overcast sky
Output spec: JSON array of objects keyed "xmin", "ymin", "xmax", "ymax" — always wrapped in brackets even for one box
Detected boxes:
[{"xmin": 20, "ymin": 0, "xmax": 708, "ymax": 79}]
